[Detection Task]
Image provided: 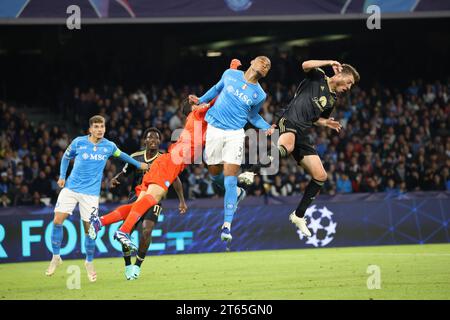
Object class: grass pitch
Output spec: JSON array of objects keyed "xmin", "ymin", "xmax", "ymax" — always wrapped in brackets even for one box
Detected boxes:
[{"xmin": 1, "ymin": 243, "xmax": 449, "ymax": 300}]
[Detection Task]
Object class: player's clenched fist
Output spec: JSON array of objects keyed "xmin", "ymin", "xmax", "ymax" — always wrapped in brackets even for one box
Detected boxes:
[
  {"xmin": 188, "ymin": 95, "xmax": 199, "ymax": 105},
  {"xmin": 140, "ymin": 162, "xmax": 149, "ymax": 171},
  {"xmin": 110, "ymin": 178, "xmax": 120, "ymax": 188},
  {"xmin": 330, "ymin": 60, "xmax": 343, "ymax": 74},
  {"xmin": 265, "ymin": 124, "xmax": 277, "ymax": 136},
  {"xmin": 57, "ymin": 179, "xmax": 65, "ymax": 188}
]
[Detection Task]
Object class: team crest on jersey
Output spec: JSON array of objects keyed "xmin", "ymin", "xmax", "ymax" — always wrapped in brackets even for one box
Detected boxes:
[
  {"xmin": 103, "ymin": 148, "xmax": 108, "ymax": 153},
  {"xmin": 82, "ymin": 153, "xmax": 89, "ymax": 160},
  {"xmin": 319, "ymin": 96, "xmax": 327, "ymax": 107},
  {"xmin": 253, "ymin": 93, "xmax": 258, "ymax": 99},
  {"xmin": 227, "ymin": 85, "xmax": 234, "ymax": 93}
]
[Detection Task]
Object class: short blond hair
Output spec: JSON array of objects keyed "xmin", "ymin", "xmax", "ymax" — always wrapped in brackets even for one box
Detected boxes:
[
  {"xmin": 255, "ymin": 55, "xmax": 271, "ymax": 65},
  {"xmin": 89, "ymin": 115, "xmax": 105, "ymax": 127}
]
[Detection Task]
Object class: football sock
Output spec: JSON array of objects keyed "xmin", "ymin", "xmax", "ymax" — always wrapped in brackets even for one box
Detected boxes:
[
  {"xmin": 120, "ymin": 194, "xmax": 157, "ymax": 234},
  {"xmin": 84, "ymin": 234, "xmax": 95, "ymax": 262},
  {"xmin": 100, "ymin": 204, "xmax": 133, "ymax": 226},
  {"xmin": 51, "ymin": 223, "xmax": 63, "ymax": 256},
  {"xmin": 123, "ymin": 246, "xmax": 132, "ymax": 266},
  {"xmin": 278, "ymin": 144, "xmax": 289, "ymax": 159},
  {"xmin": 295, "ymin": 179, "xmax": 324, "ymax": 218},
  {"xmin": 135, "ymin": 252, "xmax": 146, "ymax": 267},
  {"xmin": 224, "ymin": 176, "xmax": 238, "ymax": 225}
]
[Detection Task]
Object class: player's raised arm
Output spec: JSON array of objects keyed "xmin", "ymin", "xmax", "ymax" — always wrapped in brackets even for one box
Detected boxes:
[
  {"xmin": 191, "ymin": 70, "xmax": 228, "ymax": 105},
  {"xmin": 110, "ymin": 160, "xmax": 134, "ymax": 188},
  {"xmin": 189, "ymin": 59, "xmax": 242, "ymax": 109},
  {"xmin": 302, "ymin": 60, "xmax": 342, "ymax": 74},
  {"xmin": 247, "ymin": 99, "xmax": 272, "ymax": 132},
  {"xmin": 112, "ymin": 148, "xmax": 148, "ymax": 170}
]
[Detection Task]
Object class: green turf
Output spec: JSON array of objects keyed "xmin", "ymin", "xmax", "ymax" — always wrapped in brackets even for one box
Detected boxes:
[{"xmin": 0, "ymin": 243, "xmax": 449, "ymax": 300}]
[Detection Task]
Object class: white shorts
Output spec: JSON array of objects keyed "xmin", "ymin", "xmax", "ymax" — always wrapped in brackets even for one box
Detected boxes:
[
  {"xmin": 54, "ymin": 188, "xmax": 99, "ymax": 222},
  {"xmin": 204, "ymin": 124, "xmax": 245, "ymax": 165}
]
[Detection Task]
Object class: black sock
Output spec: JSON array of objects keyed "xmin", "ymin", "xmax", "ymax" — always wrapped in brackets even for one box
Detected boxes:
[
  {"xmin": 123, "ymin": 246, "xmax": 132, "ymax": 266},
  {"xmin": 135, "ymin": 252, "xmax": 146, "ymax": 267},
  {"xmin": 278, "ymin": 145, "xmax": 289, "ymax": 159},
  {"xmin": 295, "ymin": 179, "xmax": 324, "ymax": 218}
]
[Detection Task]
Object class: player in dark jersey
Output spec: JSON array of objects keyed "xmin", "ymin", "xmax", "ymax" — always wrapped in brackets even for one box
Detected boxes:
[
  {"xmin": 109, "ymin": 127, "xmax": 187, "ymax": 280},
  {"xmin": 275, "ymin": 60, "xmax": 360, "ymax": 236}
]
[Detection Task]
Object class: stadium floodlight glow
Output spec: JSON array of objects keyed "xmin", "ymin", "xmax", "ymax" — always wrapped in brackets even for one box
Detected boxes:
[
  {"xmin": 191, "ymin": 36, "xmax": 273, "ymax": 51},
  {"xmin": 284, "ymin": 34, "xmax": 350, "ymax": 47},
  {"xmin": 206, "ymin": 51, "xmax": 222, "ymax": 57}
]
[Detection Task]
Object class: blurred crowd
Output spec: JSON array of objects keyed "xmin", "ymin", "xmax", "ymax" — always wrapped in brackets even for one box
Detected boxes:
[{"xmin": 0, "ymin": 75, "xmax": 449, "ymax": 207}]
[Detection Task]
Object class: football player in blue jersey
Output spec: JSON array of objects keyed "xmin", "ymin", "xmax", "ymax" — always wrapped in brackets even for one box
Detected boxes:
[
  {"xmin": 189, "ymin": 56, "xmax": 275, "ymax": 242},
  {"xmin": 45, "ymin": 115, "xmax": 148, "ymax": 282}
]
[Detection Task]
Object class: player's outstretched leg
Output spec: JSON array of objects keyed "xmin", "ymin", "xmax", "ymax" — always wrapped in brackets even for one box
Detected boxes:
[
  {"xmin": 290, "ymin": 155, "xmax": 326, "ymax": 237},
  {"xmin": 114, "ymin": 231, "xmax": 138, "ymax": 252},
  {"xmin": 222, "ymin": 175, "xmax": 238, "ymax": 242},
  {"xmin": 89, "ymin": 203, "xmax": 134, "ymax": 240},
  {"xmin": 211, "ymin": 170, "xmax": 248, "ymax": 207},
  {"xmin": 46, "ymin": 214, "xmax": 67, "ymax": 276}
]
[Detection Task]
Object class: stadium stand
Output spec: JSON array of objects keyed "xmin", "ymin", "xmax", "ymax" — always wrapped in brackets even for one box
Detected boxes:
[{"xmin": 1, "ymin": 72, "xmax": 448, "ymax": 206}]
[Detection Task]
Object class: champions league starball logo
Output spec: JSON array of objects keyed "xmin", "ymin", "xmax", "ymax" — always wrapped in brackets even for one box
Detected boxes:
[
  {"xmin": 225, "ymin": 0, "xmax": 253, "ymax": 12},
  {"xmin": 297, "ymin": 205, "xmax": 337, "ymax": 247}
]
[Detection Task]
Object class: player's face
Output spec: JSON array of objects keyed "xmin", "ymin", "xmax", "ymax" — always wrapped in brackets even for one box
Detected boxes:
[
  {"xmin": 145, "ymin": 132, "xmax": 160, "ymax": 150},
  {"xmin": 252, "ymin": 57, "xmax": 271, "ymax": 78},
  {"xmin": 334, "ymin": 73, "xmax": 355, "ymax": 93},
  {"xmin": 89, "ymin": 122, "xmax": 105, "ymax": 139}
]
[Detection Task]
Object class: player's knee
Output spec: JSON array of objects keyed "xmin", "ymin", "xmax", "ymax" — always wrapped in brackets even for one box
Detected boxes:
[
  {"xmin": 313, "ymin": 171, "xmax": 328, "ymax": 183},
  {"xmin": 53, "ymin": 214, "xmax": 65, "ymax": 225},
  {"xmin": 279, "ymin": 134, "xmax": 295, "ymax": 152},
  {"xmin": 208, "ymin": 165, "xmax": 223, "ymax": 176},
  {"xmin": 280, "ymin": 141, "xmax": 294, "ymax": 153}
]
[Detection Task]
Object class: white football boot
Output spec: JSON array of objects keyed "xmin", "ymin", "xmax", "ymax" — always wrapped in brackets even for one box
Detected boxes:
[
  {"xmin": 45, "ymin": 255, "xmax": 63, "ymax": 276},
  {"xmin": 289, "ymin": 212, "xmax": 312, "ymax": 237},
  {"xmin": 238, "ymin": 171, "xmax": 255, "ymax": 186},
  {"xmin": 84, "ymin": 261, "xmax": 97, "ymax": 282}
]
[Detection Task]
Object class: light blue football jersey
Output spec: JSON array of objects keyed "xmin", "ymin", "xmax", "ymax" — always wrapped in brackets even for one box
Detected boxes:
[
  {"xmin": 199, "ymin": 69, "xmax": 270, "ymax": 131},
  {"xmin": 62, "ymin": 135, "xmax": 120, "ymax": 196}
]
